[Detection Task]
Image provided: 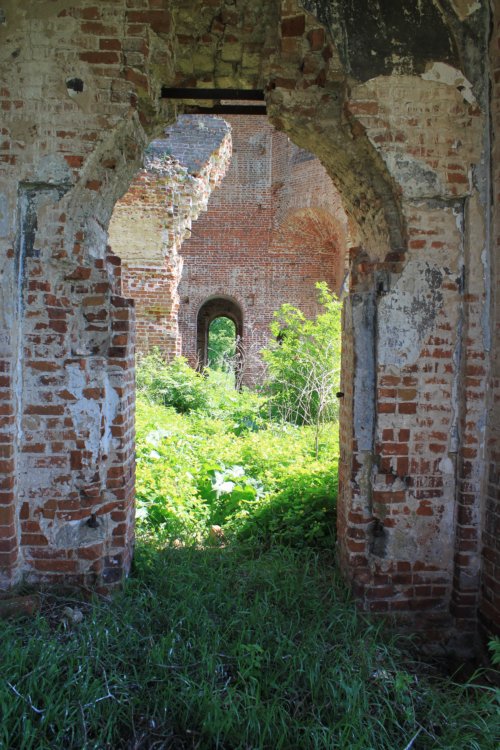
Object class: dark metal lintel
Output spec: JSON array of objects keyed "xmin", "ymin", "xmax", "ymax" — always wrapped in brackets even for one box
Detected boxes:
[
  {"xmin": 182, "ymin": 104, "xmax": 267, "ymax": 116},
  {"xmin": 161, "ymin": 87, "xmax": 265, "ymax": 101}
]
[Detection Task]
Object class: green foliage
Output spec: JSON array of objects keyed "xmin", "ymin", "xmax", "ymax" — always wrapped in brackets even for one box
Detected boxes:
[
  {"xmin": 136, "ymin": 350, "xmax": 267, "ymax": 431},
  {"xmin": 203, "ymin": 368, "xmax": 267, "ymax": 432},
  {"xmin": 136, "ymin": 350, "xmax": 210, "ymax": 413},
  {"xmin": 261, "ymin": 282, "xmax": 342, "ymax": 428},
  {"xmin": 489, "ymin": 636, "xmax": 500, "ymax": 666},
  {"xmin": 233, "ymin": 463, "xmax": 337, "ymax": 549},
  {"xmin": 207, "ymin": 316, "xmax": 236, "ymax": 372},
  {"xmin": 196, "ymin": 462, "xmax": 265, "ymax": 526},
  {"xmin": 135, "ymin": 396, "xmax": 338, "ymax": 546}
]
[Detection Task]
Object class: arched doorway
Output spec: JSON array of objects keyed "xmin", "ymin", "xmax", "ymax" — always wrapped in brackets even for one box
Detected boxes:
[
  {"xmin": 196, "ymin": 297, "xmax": 243, "ymax": 377},
  {"xmin": 0, "ymin": 0, "xmax": 493, "ymax": 647}
]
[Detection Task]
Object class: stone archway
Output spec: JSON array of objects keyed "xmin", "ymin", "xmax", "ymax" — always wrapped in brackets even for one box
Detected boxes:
[
  {"xmin": 0, "ymin": 0, "xmax": 495, "ymax": 650},
  {"xmin": 196, "ymin": 297, "xmax": 243, "ymax": 371}
]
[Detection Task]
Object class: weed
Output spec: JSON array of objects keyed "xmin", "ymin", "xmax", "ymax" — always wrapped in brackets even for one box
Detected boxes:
[{"xmin": 1, "ymin": 544, "xmax": 498, "ymax": 749}]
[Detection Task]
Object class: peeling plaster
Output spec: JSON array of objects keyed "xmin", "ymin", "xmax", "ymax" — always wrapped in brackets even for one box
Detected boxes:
[
  {"xmin": 377, "ymin": 260, "xmax": 444, "ymax": 367},
  {"xmin": 101, "ymin": 373, "xmax": 120, "ymax": 459},
  {"xmin": 67, "ymin": 363, "xmax": 103, "ymax": 478},
  {"xmin": 421, "ymin": 62, "xmax": 476, "ymax": 104},
  {"xmin": 381, "ymin": 152, "xmax": 444, "ymax": 200},
  {"xmin": 449, "ymin": 0, "xmax": 482, "ymax": 21},
  {"xmin": 0, "ymin": 192, "xmax": 10, "ymax": 236},
  {"xmin": 38, "ymin": 512, "xmax": 111, "ymax": 550},
  {"xmin": 352, "ymin": 292, "xmax": 376, "ymax": 450}
]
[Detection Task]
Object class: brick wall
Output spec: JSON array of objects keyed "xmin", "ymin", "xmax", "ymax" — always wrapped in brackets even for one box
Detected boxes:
[
  {"xmin": 109, "ymin": 115, "xmax": 232, "ymax": 359},
  {"xmin": 480, "ymin": 4, "xmax": 500, "ymax": 639},
  {"xmin": 110, "ymin": 114, "xmax": 347, "ymax": 383},
  {"xmin": 177, "ymin": 115, "xmax": 347, "ymax": 384},
  {"xmin": 335, "ymin": 63, "xmax": 489, "ymax": 645}
]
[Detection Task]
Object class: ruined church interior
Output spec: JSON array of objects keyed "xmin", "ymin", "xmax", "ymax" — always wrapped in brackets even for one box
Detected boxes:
[{"xmin": 0, "ymin": 0, "xmax": 499, "ymax": 670}]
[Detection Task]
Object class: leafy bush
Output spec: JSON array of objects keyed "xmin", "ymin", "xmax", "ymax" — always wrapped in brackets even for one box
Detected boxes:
[
  {"xmin": 136, "ymin": 350, "xmax": 210, "ymax": 413},
  {"xmin": 134, "ymin": 396, "xmax": 339, "ymax": 546},
  {"xmin": 203, "ymin": 368, "xmax": 268, "ymax": 432},
  {"xmin": 134, "ymin": 344, "xmax": 339, "ymax": 547},
  {"xmin": 489, "ymin": 636, "xmax": 500, "ymax": 666},
  {"xmin": 233, "ymin": 463, "xmax": 338, "ymax": 549},
  {"xmin": 136, "ymin": 350, "xmax": 268, "ymax": 431},
  {"xmin": 196, "ymin": 462, "xmax": 265, "ymax": 526},
  {"xmin": 207, "ymin": 316, "xmax": 236, "ymax": 371},
  {"xmin": 261, "ymin": 282, "xmax": 342, "ymax": 431}
]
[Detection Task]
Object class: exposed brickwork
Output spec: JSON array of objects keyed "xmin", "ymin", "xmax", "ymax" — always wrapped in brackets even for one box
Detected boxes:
[
  {"xmin": 177, "ymin": 115, "xmax": 347, "ymax": 384},
  {"xmin": 0, "ymin": 0, "xmax": 495, "ymax": 653},
  {"xmin": 110, "ymin": 115, "xmax": 347, "ymax": 382},
  {"xmin": 480, "ymin": 4, "xmax": 500, "ymax": 640},
  {"xmin": 109, "ymin": 116, "xmax": 232, "ymax": 358},
  {"xmin": 334, "ymin": 67, "xmax": 489, "ymax": 644}
]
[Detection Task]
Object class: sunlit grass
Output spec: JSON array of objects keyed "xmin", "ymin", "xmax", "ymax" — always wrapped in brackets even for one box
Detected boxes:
[{"xmin": 1, "ymin": 543, "xmax": 498, "ymax": 749}]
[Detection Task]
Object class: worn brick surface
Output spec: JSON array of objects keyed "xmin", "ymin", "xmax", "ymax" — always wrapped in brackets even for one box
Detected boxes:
[
  {"xmin": 110, "ymin": 115, "xmax": 346, "ymax": 384},
  {"xmin": 481, "ymin": 4, "xmax": 500, "ymax": 640},
  {"xmin": 109, "ymin": 115, "xmax": 232, "ymax": 357},
  {"xmin": 177, "ymin": 115, "xmax": 347, "ymax": 384}
]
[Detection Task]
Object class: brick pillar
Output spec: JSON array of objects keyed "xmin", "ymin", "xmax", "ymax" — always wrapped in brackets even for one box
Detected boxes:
[{"xmin": 479, "ymin": 3, "xmax": 500, "ymax": 639}]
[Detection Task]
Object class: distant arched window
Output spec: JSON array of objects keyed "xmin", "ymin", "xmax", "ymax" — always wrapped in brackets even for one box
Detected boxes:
[{"xmin": 196, "ymin": 297, "xmax": 243, "ymax": 372}]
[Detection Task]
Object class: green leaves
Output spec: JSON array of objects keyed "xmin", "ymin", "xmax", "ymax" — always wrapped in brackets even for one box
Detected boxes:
[
  {"xmin": 136, "ymin": 351, "xmax": 210, "ymax": 413},
  {"xmin": 207, "ymin": 316, "xmax": 237, "ymax": 372},
  {"xmin": 261, "ymin": 283, "xmax": 342, "ymax": 433},
  {"xmin": 134, "ymin": 396, "xmax": 339, "ymax": 546},
  {"xmin": 489, "ymin": 636, "xmax": 500, "ymax": 666}
]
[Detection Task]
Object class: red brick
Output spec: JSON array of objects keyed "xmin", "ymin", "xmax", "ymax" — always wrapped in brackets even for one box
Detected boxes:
[{"xmin": 281, "ymin": 15, "xmax": 306, "ymax": 37}]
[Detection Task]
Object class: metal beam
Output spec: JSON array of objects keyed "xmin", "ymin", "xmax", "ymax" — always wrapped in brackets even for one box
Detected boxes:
[
  {"xmin": 161, "ymin": 87, "xmax": 265, "ymax": 101},
  {"xmin": 183, "ymin": 104, "xmax": 267, "ymax": 116}
]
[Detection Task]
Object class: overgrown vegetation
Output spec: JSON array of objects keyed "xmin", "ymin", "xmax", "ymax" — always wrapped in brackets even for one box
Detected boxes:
[
  {"xmin": 262, "ymin": 283, "xmax": 342, "ymax": 427},
  {"xmin": 1, "ymin": 296, "xmax": 498, "ymax": 749},
  {"xmin": 135, "ymin": 396, "xmax": 337, "ymax": 548},
  {"xmin": 207, "ymin": 316, "xmax": 236, "ymax": 372}
]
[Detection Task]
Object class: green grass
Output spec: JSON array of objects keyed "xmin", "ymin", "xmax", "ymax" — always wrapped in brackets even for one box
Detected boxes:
[
  {"xmin": 1, "ymin": 544, "xmax": 498, "ymax": 749},
  {"xmin": 0, "ymin": 374, "xmax": 498, "ymax": 749}
]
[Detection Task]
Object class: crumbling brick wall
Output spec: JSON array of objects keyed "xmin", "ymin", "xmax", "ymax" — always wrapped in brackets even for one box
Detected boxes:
[
  {"xmin": 109, "ymin": 114, "xmax": 346, "ymax": 383},
  {"xmin": 177, "ymin": 115, "xmax": 347, "ymax": 384},
  {"xmin": 0, "ymin": 0, "xmax": 496, "ymax": 652},
  {"xmin": 109, "ymin": 116, "xmax": 232, "ymax": 358}
]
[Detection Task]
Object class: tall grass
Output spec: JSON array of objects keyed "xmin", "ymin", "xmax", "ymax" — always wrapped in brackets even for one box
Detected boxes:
[{"xmin": 1, "ymin": 544, "xmax": 498, "ymax": 749}]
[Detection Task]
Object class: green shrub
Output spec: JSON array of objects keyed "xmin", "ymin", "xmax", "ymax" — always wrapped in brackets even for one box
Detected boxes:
[
  {"xmin": 196, "ymin": 462, "xmax": 265, "ymax": 526},
  {"xmin": 233, "ymin": 463, "xmax": 338, "ymax": 549},
  {"xmin": 207, "ymin": 316, "xmax": 236, "ymax": 372},
  {"xmin": 261, "ymin": 282, "xmax": 342, "ymax": 432},
  {"xmin": 204, "ymin": 368, "xmax": 267, "ymax": 432},
  {"xmin": 136, "ymin": 350, "xmax": 210, "ymax": 413},
  {"xmin": 134, "ymin": 396, "xmax": 339, "ymax": 544},
  {"xmin": 489, "ymin": 636, "xmax": 500, "ymax": 666}
]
